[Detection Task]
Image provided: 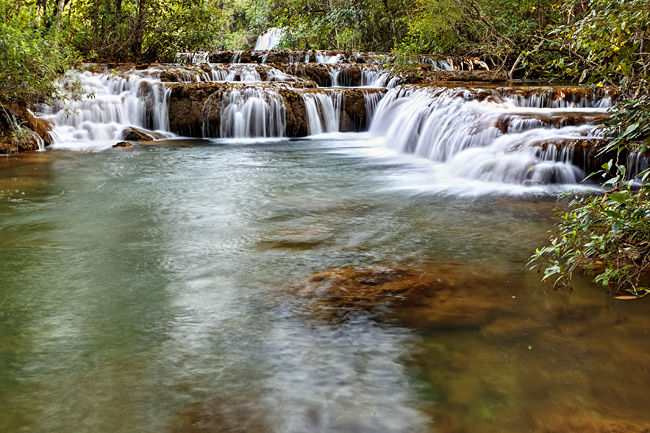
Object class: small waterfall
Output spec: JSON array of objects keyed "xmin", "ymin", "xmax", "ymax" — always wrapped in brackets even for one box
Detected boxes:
[
  {"xmin": 254, "ymin": 28, "xmax": 284, "ymax": 51},
  {"xmin": 302, "ymin": 92, "xmax": 344, "ymax": 135},
  {"xmin": 224, "ymin": 65, "xmax": 261, "ymax": 82},
  {"xmin": 360, "ymin": 68, "xmax": 401, "ymax": 88},
  {"xmin": 39, "ymin": 71, "xmax": 171, "ymax": 146},
  {"xmin": 363, "ymin": 91, "xmax": 384, "ymax": 128},
  {"xmin": 501, "ymin": 88, "xmax": 613, "ymax": 109},
  {"xmin": 627, "ymin": 152, "xmax": 650, "ymax": 181},
  {"xmin": 330, "ymin": 69, "xmax": 340, "ymax": 87},
  {"xmin": 175, "ymin": 52, "xmax": 209, "ymax": 64},
  {"xmin": 369, "ymin": 86, "xmax": 607, "ymax": 185},
  {"xmin": 214, "ymin": 87, "xmax": 286, "ymax": 138},
  {"xmin": 315, "ymin": 51, "xmax": 342, "ymax": 64}
]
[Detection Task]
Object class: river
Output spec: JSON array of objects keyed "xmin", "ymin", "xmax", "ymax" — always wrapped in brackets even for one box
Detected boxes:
[{"xmin": 1, "ymin": 133, "xmax": 649, "ymax": 432}]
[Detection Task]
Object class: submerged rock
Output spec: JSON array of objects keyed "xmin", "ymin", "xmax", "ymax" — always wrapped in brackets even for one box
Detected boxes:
[
  {"xmin": 290, "ymin": 263, "xmax": 512, "ymax": 327},
  {"xmin": 112, "ymin": 141, "xmax": 132, "ymax": 148}
]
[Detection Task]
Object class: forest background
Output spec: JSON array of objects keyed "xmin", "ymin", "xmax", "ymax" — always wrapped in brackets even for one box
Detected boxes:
[{"xmin": 1, "ymin": 0, "xmax": 649, "ymax": 294}]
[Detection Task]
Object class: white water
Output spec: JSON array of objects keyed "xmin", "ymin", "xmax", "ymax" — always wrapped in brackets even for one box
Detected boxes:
[
  {"xmin": 315, "ymin": 51, "xmax": 342, "ymax": 64},
  {"xmin": 363, "ymin": 92, "xmax": 384, "ymax": 128},
  {"xmin": 360, "ymin": 68, "xmax": 401, "ymax": 88},
  {"xmin": 175, "ymin": 52, "xmax": 209, "ymax": 64},
  {"xmin": 35, "ymin": 65, "xmax": 615, "ymax": 189},
  {"xmin": 215, "ymin": 87, "xmax": 286, "ymax": 138},
  {"xmin": 368, "ymin": 86, "xmax": 607, "ymax": 185},
  {"xmin": 39, "ymin": 71, "xmax": 171, "ymax": 150},
  {"xmin": 254, "ymin": 28, "xmax": 285, "ymax": 51},
  {"xmin": 302, "ymin": 92, "xmax": 344, "ymax": 135}
]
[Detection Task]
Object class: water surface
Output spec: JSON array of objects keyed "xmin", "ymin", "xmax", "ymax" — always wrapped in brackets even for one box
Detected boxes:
[{"xmin": 1, "ymin": 137, "xmax": 649, "ymax": 433}]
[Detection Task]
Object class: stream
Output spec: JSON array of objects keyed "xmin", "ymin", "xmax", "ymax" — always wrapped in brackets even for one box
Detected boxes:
[{"xmin": 1, "ymin": 134, "xmax": 649, "ymax": 433}]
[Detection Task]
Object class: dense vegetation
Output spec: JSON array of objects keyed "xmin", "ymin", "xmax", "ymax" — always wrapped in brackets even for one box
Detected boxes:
[{"xmin": 1, "ymin": 0, "xmax": 649, "ymax": 293}]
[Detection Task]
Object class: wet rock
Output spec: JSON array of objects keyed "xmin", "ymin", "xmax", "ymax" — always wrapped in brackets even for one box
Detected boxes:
[
  {"xmin": 166, "ymin": 82, "xmax": 384, "ymax": 137},
  {"xmin": 277, "ymin": 88, "xmax": 308, "ymax": 137},
  {"xmin": 121, "ymin": 127, "xmax": 158, "ymax": 141},
  {"xmin": 290, "ymin": 262, "xmax": 511, "ymax": 327},
  {"xmin": 166, "ymin": 82, "xmax": 224, "ymax": 136},
  {"xmin": 112, "ymin": 141, "xmax": 132, "ymax": 148}
]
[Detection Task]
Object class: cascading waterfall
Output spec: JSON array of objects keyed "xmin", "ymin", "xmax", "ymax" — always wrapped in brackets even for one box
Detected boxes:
[
  {"xmin": 176, "ymin": 52, "xmax": 209, "ymax": 64},
  {"xmin": 315, "ymin": 51, "xmax": 342, "ymax": 64},
  {"xmin": 254, "ymin": 28, "xmax": 285, "ymax": 51},
  {"xmin": 34, "ymin": 53, "xmax": 622, "ymax": 188},
  {"xmin": 213, "ymin": 87, "xmax": 286, "ymax": 138},
  {"xmin": 363, "ymin": 91, "xmax": 384, "ymax": 128},
  {"xmin": 302, "ymin": 91, "xmax": 344, "ymax": 135},
  {"xmin": 369, "ymin": 86, "xmax": 608, "ymax": 185},
  {"xmin": 501, "ymin": 88, "xmax": 613, "ymax": 109},
  {"xmin": 330, "ymin": 69, "xmax": 341, "ymax": 87},
  {"xmin": 39, "ymin": 71, "xmax": 171, "ymax": 147},
  {"xmin": 360, "ymin": 67, "xmax": 401, "ymax": 88}
]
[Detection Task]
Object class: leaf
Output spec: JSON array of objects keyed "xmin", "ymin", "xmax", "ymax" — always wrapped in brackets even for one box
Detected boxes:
[
  {"xmin": 622, "ymin": 123, "xmax": 639, "ymax": 137},
  {"xmin": 614, "ymin": 296, "xmax": 638, "ymax": 300},
  {"xmin": 607, "ymin": 192, "xmax": 627, "ymax": 203}
]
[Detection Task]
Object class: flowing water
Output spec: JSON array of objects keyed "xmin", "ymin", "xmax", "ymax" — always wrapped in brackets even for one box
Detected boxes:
[
  {"xmin": 1, "ymin": 136, "xmax": 650, "ymax": 433},
  {"xmin": 2, "ymin": 65, "xmax": 650, "ymax": 432}
]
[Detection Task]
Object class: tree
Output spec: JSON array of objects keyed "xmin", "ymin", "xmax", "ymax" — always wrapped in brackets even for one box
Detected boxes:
[{"xmin": 529, "ymin": 0, "xmax": 650, "ymax": 295}]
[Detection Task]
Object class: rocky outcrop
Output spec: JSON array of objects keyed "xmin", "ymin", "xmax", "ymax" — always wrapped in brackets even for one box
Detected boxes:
[
  {"xmin": 201, "ymin": 50, "xmax": 491, "ymax": 70},
  {"xmin": 121, "ymin": 126, "xmax": 165, "ymax": 141},
  {"xmin": 166, "ymin": 82, "xmax": 224, "ymax": 136},
  {"xmin": 165, "ymin": 82, "xmax": 385, "ymax": 138},
  {"xmin": 0, "ymin": 105, "xmax": 52, "ymax": 154}
]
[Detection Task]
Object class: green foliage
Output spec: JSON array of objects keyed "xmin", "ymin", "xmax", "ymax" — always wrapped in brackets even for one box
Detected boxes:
[
  {"xmin": 252, "ymin": 0, "xmax": 412, "ymax": 51},
  {"xmin": 528, "ymin": 0, "xmax": 650, "ymax": 296},
  {"xmin": 529, "ymin": 162, "xmax": 650, "ymax": 295},
  {"xmin": 0, "ymin": 1, "xmax": 79, "ymax": 105},
  {"xmin": 60, "ymin": 0, "xmax": 248, "ymax": 62},
  {"xmin": 527, "ymin": 0, "xmax": 649, "ymax": 85}
]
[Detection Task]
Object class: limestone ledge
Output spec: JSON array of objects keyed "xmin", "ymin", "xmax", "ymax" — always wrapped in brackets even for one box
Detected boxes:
[{"xmin": 164, "ymin": 81, "xmax": 386, "ymax": 138}]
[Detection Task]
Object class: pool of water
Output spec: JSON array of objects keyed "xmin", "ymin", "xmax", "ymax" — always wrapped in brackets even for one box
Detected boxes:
[{"xmin": 1, "ymin": 137, "xmax": 649, "ymax": 433}]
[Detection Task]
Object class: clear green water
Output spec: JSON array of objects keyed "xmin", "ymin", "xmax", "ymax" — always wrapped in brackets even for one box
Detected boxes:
[{"xmin": 1, "ymin": 138, "xmax": 649, "ymax": 433}]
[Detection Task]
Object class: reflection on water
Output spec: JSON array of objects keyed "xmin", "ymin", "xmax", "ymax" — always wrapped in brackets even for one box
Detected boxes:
[{"xmin": 0, "ymin": 138, "xmax": 649, "ymax": 433}]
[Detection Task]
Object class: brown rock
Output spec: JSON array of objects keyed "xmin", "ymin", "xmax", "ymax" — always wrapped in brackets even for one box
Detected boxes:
[
  {"xmin": 290, "ymin": 262, "xmax": 511, "ymax": 327},
  {"xmin": 113, "ymin": 141, "xmax": 132, "ymax": 148},
  {"xmin": 122, "ymin": 127, "xmax": 154, "ymax": 141}
]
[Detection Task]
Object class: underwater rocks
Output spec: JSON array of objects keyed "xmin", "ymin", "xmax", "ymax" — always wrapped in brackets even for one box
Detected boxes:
[{"xmin": 289, "ymin": 263, "xmax": 513, "ymax": 328}]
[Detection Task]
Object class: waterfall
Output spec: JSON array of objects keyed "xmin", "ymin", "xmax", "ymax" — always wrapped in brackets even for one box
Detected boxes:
[
  {"xmin": 627, "ymin": 152, "xmax": 650, "ymax": 181},
  {"xmin": 501, "ymin": 88, "xmax": 613, "ymax": 109},
  {"xmin": 363, "ymin": 91, "xmax": 384, "ymax": 128},
  {"xmin": 302, "ymin": 92, "xmax": 344, "ymax": 135},
  {"xmin": 360, "ymin": 68, "xmax": 401, "ymax": 88},
  {"xmin": 175, "ymin": 52, "xmax": 209, "ymax": 64},
  {"xmin": 215, "ymin": 87, "xmax": 286, "ymax": 138},
  {"xmin": 254, "ymin": 28, "xmax": 285, "ymax": 51},
  {"xmin": 330, "ymin": 69, "xmax": 340, "ymax": 87},
  {"xmin": 39, "ymin": 71, "xmax": 171, "ymax": 147},
  {"xmin": 369, "ymin": 86, "xmax": 608, "ymax": 185},
  {"xmin": 315, "ymin": 51, "xmax": 342, "ymax": 64}
]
